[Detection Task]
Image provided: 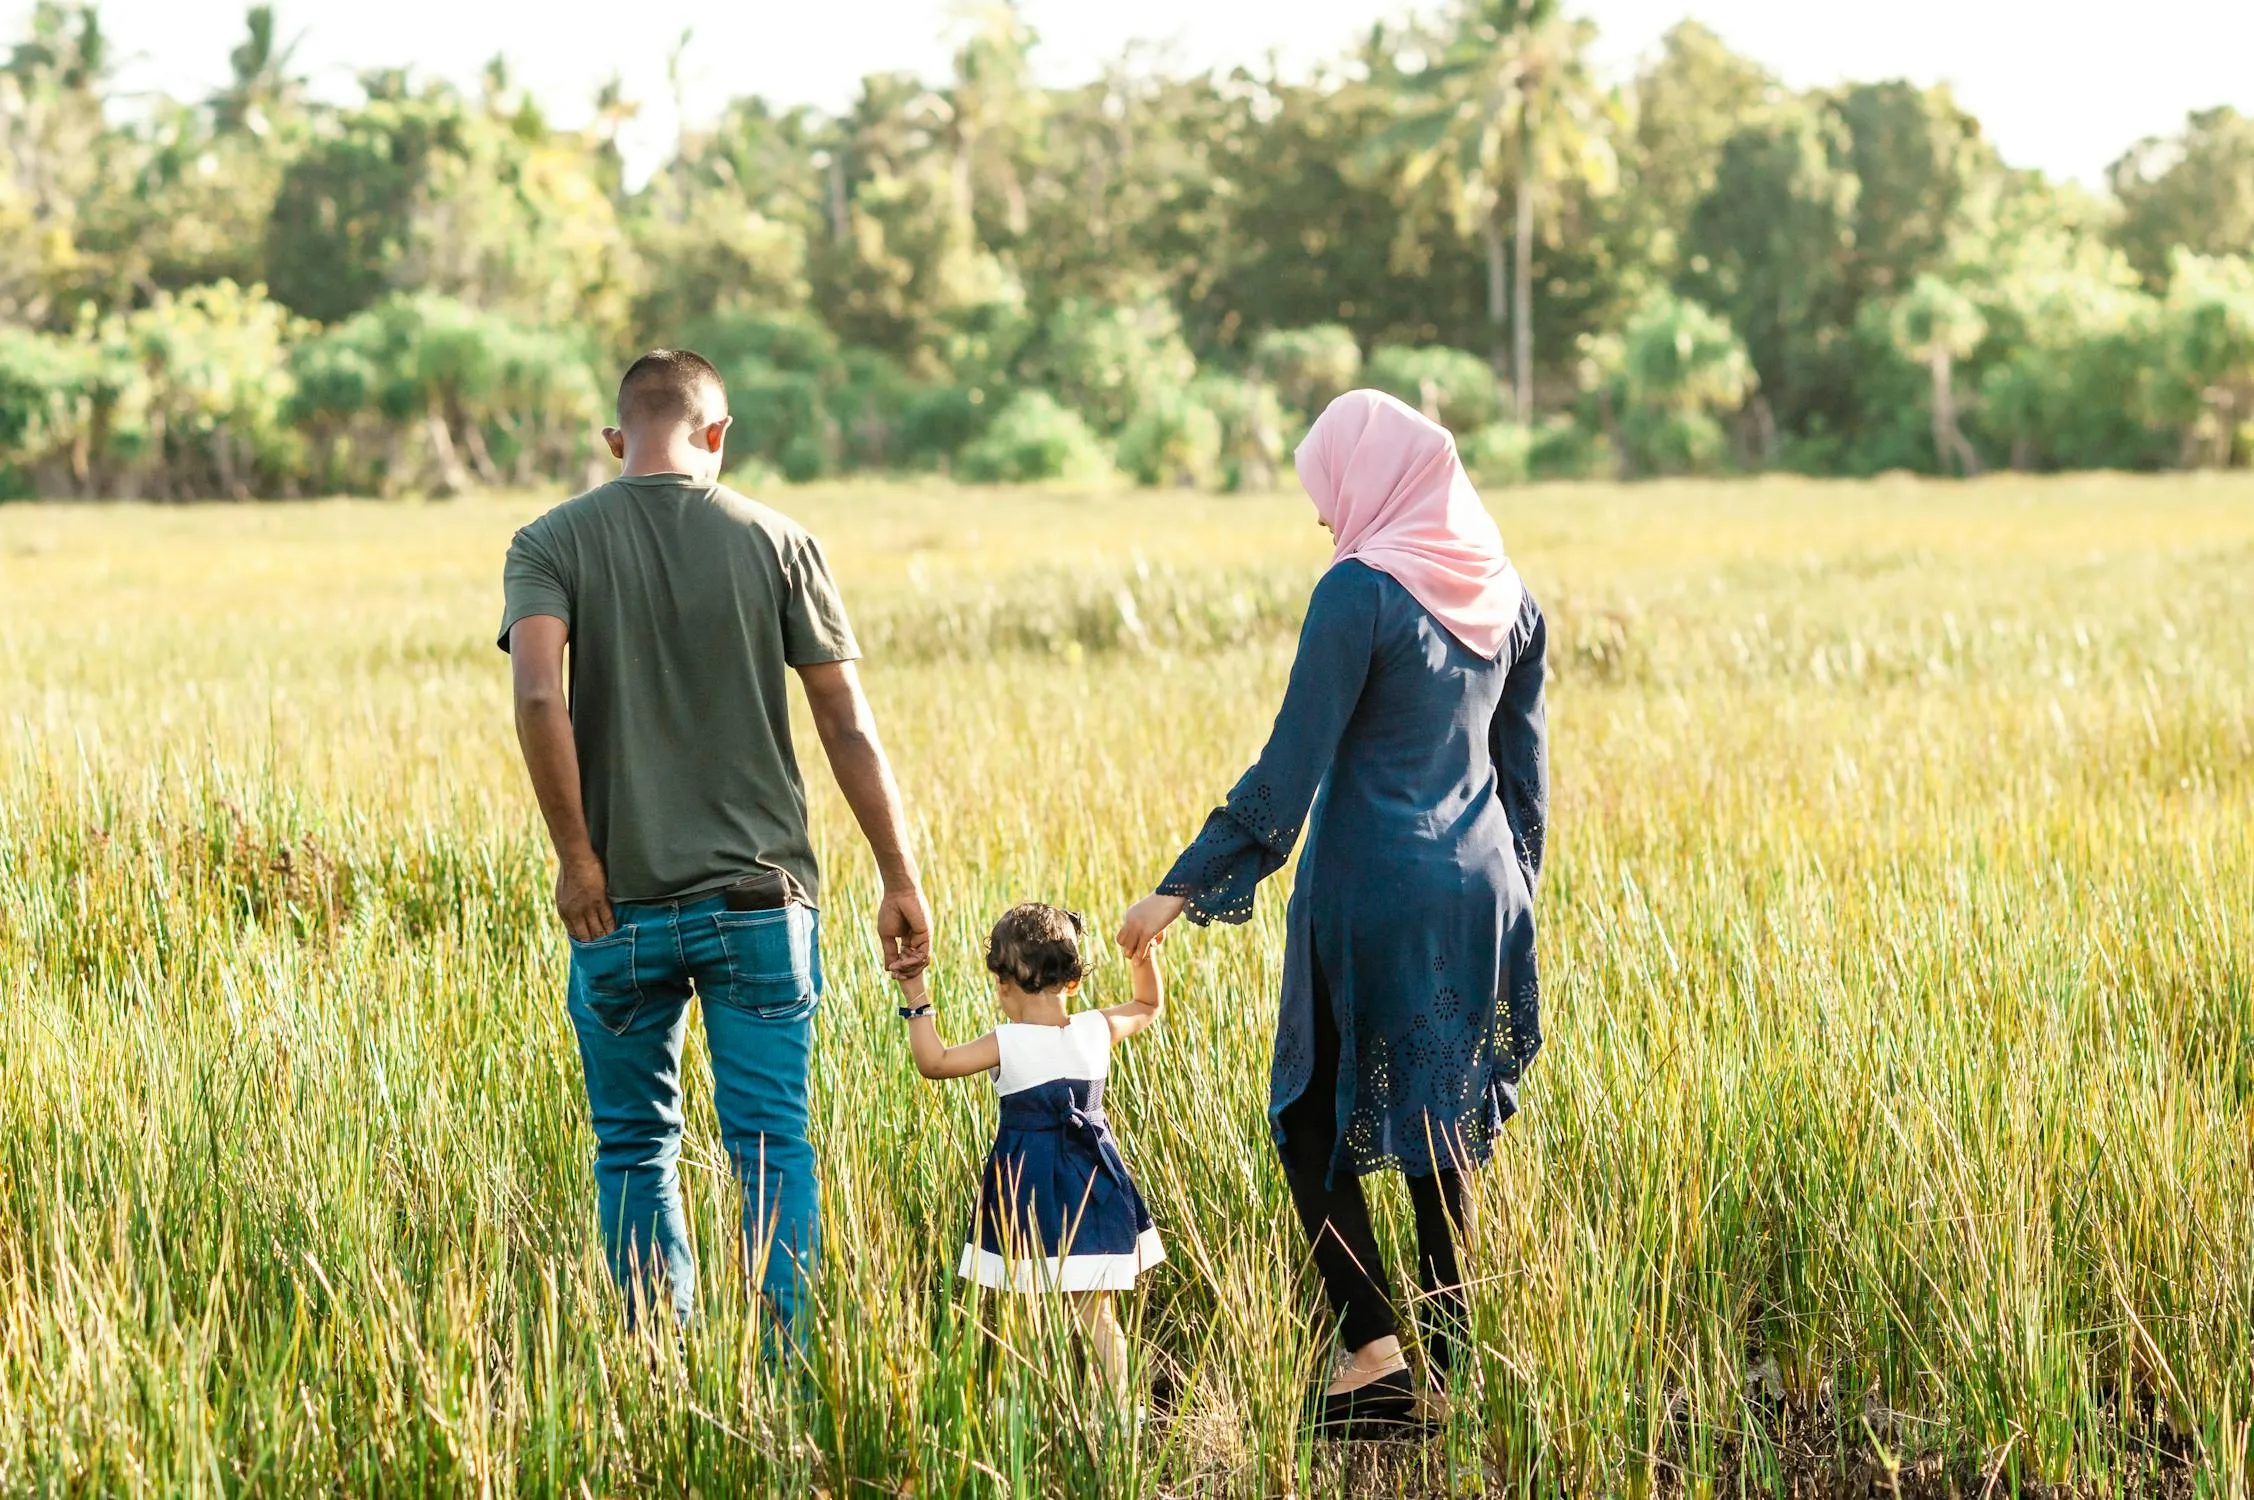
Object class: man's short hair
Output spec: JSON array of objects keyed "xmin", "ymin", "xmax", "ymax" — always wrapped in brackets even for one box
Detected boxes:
[{"xmin": 617, "ymin": 349, "xmax": 727, "ymax": 430}]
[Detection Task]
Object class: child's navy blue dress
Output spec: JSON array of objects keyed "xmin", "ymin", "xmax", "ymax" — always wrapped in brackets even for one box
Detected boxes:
[{"xmin": 959, "ymin": 1013, "xmax": 1165, "ymax": 1292}]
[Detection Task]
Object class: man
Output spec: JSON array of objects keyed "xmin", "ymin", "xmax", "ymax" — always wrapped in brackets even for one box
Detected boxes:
[{"xmin": 500, "ymin": 349, "xmax": 929, "ymax": 1332}]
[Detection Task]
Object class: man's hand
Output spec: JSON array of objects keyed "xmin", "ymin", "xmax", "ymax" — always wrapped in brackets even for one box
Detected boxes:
[
  {"xmin": 510, "ymin": 614, "xmax": 615, "ymax": 942},
  {"xmin": 556, "ymin": 855, "xmax": 615, "ymax": 942},
  {"xmin": 1117, "ymin": 893, "xmax": 1187, "ymax": 961},
  {"xmin": 879, "ymin": 885, "xmax": 933, "ymax": 979}
]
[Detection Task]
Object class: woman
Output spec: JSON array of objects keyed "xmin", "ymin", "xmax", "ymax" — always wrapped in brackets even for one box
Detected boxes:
[{"xmin": 1117, "ymin": 388, "xmax": 1548, "ymax": 1431}]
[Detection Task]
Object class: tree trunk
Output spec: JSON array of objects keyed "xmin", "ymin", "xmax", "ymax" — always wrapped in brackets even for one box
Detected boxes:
[
  {"xmin": 1483, "ymin": 212, "xmax": 1508, "ymax": 383},
  {"xmin": 1929, "ymin": 351, "xmax": 1982, "ymax": 477},
  {"xmin": 215, "ymin": 428, "xmax": 250, "ymax": 501},
  {"xmin": 144, "ymin": 409, "xmax": 169, "ymax": 502},
  {"xmin": 952, "ymin": 131, "xmax": 977, "ymax": 231},
  {"xmin": 1417, "ymin": 376, "xmax": 1444, "ymax": 425},
  {"xmin": 507, "ymin": 418, "xmax": 539, "ymax": 487},
  {"xmin": 1598, "ymin": 385, "xmax": 1627, "ymax": 479},
  {"xmin": 825, "ymin": 153, "xmax": 850, "ymax": 245},
  {"xmin": 69, "ymin": 395, "xmax": 93, "ymax": 498},
  {"xmin": 459, "ymin": 410, "xmax": 504, "ymax": 488},
  {"xmin": 1513, "ymin": 122, "xmax": 1536, "ymax": 433},
  {"xmin": 425, "ymin": 405, "xmax": 471, "ymax": 497},
  {"xmin": 73, "ymin": 394, "xmax": 100, "ymax": 499},
  {"xmin": 1751, "ymin": 395, "xmax": 1779, "ymax": 467}
]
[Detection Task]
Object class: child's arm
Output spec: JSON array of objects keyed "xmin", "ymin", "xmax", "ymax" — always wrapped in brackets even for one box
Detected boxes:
[
  {"xmin": 896, "ymin": 972, "xmax": 1001, "ymax": 1080},
  {"xmin": 1101, "ymin": 935, "xmax": 1166, "ymax": 1043}
]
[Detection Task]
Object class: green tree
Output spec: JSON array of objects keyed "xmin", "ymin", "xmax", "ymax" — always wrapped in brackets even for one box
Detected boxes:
[
  {"xmin": 395, "ymin": 82, "xmax": 639, "ymax": 347},
  {"xmin": 0, "ymin": 1, "xmax": 129, "ymax": 325},
  {"xmin": 2109, "ymin": 107, "xmax": 2254, "ymax": 288},
  {"xmin": 1189, "ymin": 372, "xmax": 1288, "ymax": 489},
  {"xmin": 812, "ymin": 71, "xmax": 1016, "ymax": 368},
  {"xmin": 957, "ymin": 390, "xmax": 1111, "ymax": 482},
  {"xmin": 1888, "ymin": 274, "xmax": 1988, "ymax": 475},
  {"xmin": 1030, "ymin": 292, "xmax": 1196, "ymax": 435},
  {"xmin": 1252, "ymin": 323, "xmax": 1363, "ymax": 422},
  {"xmin": 1010, "ymin": 65, "xmax": 1229, "ymax": 320},
  {"xmin": 1620, "ymin": 21, "xmax": 1777, "ymax": 278},
  {"xmin": 118, "ymin": 9, "xmax": 311, "ymax": 298},
  {"xmin": 1186, "ymin": 64, "xmax": 1466, "ymax": 356},
  {"xmin": 630, "ymin": 97, "xmax": 824, "ymax": 341},
  {"xmin": 1613, "ymin": 290, "xmax": 1754, "ymax": 474},
  {"xmin": 263, "ymin": 86, "xmax": 468, "ymax": 324},
  {"xmin": 283, "ymin": 293, "xmax": 599, "ymax": 496},
  {"xmin": 266, "ymin": 77, "xmax": 636, "ymax": 344},
  {"xmin": 1971, "ymin": 227, "xmax": 2163, "ymax": 471},
  {"xmin": 1117, "ymin": 388, "xmax": 1223, "ymax": 488},
  {"xmin": 1382, "ymin": 0, "xmax": 1617, "ymax": 428},
  {"xmin": 210, "ymin": 6, "xmax": 306, "ymax": 135},
  {"xmin": 111, "ymin": 280, "xmax": 304, "ymax": 499},
  {"xmin": 1679, "ymin": 104, "xmax": 1859, "ymax": 449},
  {"xmin": 2140, "ymin": 250, "xmax": 2254, "ymax": 468},
  {"xmin": 941, "ymin": 2, "xmax": 1040, "ymax": 247},
  {"xmin": 1828, "ymin": 81, "xmax": 1998, "ymax": 302},
  {"xmin": 0, "ymin": 323, "xmax": 113, "ymax": 495},
  {"xmin": 1365, "ymin": 343, "xmax": 1506, "ymax": 431}
]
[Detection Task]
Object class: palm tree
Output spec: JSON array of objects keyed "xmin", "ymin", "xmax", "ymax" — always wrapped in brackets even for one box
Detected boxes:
[
  {"xmin": 1890, "ymin": 274, "xmax": 1987, "ymax": 476},
  {"xmin": 210, "ymin": 5, "xmax": 306, "ymax": 136},
  {"xmin": 1383, "ymin": 0, "xmax": 1615, "ymax": 430}
]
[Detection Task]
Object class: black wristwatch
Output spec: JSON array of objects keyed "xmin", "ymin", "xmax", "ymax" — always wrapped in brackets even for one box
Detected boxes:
[{"xmin": 897, "ymin": 1003, "xmax": 934, "ymax": 1020}]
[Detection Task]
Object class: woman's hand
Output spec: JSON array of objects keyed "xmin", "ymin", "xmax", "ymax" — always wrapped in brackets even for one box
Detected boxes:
[{"xmin": 1117, "ymin": 893, "xmax": 1187, "ymax": 961}]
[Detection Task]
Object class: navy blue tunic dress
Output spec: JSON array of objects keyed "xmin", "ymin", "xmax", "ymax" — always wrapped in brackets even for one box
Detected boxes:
[{"xmin": 1160, "ymin": 561, "xmax": 1549, "ymax": 1181}]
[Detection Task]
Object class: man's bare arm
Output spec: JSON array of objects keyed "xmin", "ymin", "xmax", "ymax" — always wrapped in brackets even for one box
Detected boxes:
[
  {"xmin": 509, "ymin": 614, "xmax": 613, "ymax": 941},
  {"xmin": 797, "ymin": 659, "xmax": 931, "ymax": 977}
]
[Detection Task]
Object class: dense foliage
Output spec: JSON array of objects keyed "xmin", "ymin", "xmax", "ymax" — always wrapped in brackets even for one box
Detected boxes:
[{"xmin": 2, "ymin": 0, "xmax": 2251, "ymax": 498}]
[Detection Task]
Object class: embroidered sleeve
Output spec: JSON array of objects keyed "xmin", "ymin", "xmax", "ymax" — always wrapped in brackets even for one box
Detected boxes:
[{"xmin": 1157, "ymin": 565, "xmax": 1378, "ymax": 926}]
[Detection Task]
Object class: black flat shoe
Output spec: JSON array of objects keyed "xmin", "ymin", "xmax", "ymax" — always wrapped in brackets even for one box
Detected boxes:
[{"xmin": 1315, "ymin": 1366, "xmax": 1422, "ymax": 1437}]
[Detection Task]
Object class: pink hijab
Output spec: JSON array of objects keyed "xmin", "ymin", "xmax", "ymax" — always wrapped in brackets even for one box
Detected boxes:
[{"xmin": 1295, "ymin": 388, "xmax": 1523, "ymax": 660}]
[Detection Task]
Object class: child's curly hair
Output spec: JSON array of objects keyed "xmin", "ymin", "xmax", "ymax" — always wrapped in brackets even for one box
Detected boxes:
[{"xmin": 986, "ymin": 903, "xmax": 1089, "ymax": 994}]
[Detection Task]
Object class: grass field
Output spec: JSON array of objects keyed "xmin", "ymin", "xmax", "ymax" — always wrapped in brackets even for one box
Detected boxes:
[{"xmin": 1, "ymin": 474, "xmax": 2250, "ymax": 1497}]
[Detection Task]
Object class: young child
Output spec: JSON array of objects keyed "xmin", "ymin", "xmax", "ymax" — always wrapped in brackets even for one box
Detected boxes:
[{"xmin": 894, "ymin": 903, "xmax": 1166, "ymax": 1397}]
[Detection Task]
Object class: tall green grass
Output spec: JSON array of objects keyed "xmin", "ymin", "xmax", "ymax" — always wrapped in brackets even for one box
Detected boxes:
[{"xmin": 0, "ymin": 475, "xmax": 2249, "ymax": 1495}]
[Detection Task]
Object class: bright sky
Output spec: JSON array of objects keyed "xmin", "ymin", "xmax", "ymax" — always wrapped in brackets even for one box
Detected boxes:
[{"xmin": 51, "ymin": 0, "xmax": 2254, "ymax": 189}]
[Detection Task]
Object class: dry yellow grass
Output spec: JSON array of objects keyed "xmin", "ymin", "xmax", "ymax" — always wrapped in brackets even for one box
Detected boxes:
[{"xmin": 0, "ymin": 473, "xmax": 2249, "ymax": 1495}]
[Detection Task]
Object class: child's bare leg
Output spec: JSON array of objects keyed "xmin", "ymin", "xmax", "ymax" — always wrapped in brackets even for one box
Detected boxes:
[{"xmin": 1069, "ymin": 1292, "xmax": 1129, "ymax": 1398}]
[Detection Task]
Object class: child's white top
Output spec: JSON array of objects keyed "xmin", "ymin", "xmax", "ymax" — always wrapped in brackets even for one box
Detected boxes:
[{"xmin": 993, "ymin": 1011, "xmax": 1111, "ymax": 1095}]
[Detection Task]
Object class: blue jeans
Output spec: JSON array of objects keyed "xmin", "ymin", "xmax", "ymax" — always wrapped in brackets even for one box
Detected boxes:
[{"xmin": 566, "ymin": 894, "xmax": 823, "ymax": 1330}]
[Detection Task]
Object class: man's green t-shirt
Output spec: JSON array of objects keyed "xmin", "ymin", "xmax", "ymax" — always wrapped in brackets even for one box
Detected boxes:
[{"xmin": 498, "ymin": 473, "xmax": 859, "ymax": 904}]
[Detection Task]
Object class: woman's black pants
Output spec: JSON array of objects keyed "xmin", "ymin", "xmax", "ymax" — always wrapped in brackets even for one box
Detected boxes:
[{"xmin": 1276, "ymin": 967, "xmax": 1469, "ymax": 1369}]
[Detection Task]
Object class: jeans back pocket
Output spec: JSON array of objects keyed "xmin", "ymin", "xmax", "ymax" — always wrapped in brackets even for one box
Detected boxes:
[
  {"xmin": 713, "ymin": 905, "xmax": 819, "ymax": 1019},
  {"xmin": 569, "ymin": 926, "xmax": 643, "ymax": 1035}
]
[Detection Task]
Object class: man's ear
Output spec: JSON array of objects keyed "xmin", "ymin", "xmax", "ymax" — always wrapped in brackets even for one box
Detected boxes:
[
  {"xmin": 701, "ymin": 415, "xmax": 732, "ymax": 455},
  {"xmin": 602, "ymin": 426, "xmax": 625, "ymax": 460}
]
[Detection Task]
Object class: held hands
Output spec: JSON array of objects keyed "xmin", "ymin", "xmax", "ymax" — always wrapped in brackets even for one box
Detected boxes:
[
  {"xmin": 878, "ymin": 884, "xmax": 934, "ymax": 980},
  {"xmin": 1116, "ymin": 893, "xmax": 1186, "ymax": 962},
  {"xmin": 556, "ymin": 855, "xmax": 615, "ymax": 942}
]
